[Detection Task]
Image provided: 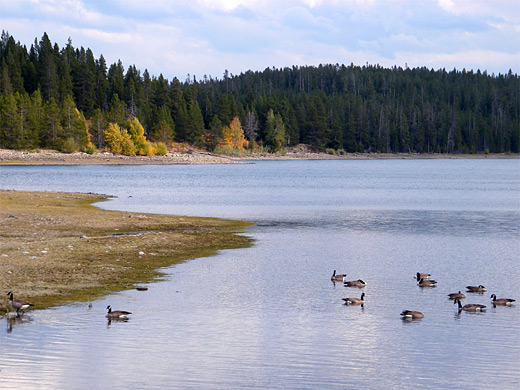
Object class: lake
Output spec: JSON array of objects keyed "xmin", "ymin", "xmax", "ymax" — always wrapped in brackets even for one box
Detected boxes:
[{"xmin": 1, "ymin": 159, "xmax": 519, "ymax": 389}]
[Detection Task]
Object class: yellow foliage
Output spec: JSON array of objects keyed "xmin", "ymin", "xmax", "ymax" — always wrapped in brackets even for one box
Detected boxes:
[
  {"xmin": 222, "ymin": 117, "xmax": 246, "ymax": 150},
  {"xmin": 152, "ymin": 142, "xmax": 168, "ymax": 155},
  {"xmin": 105, "ymin": 118, "xmax": 156, "ymax": 156},
  {"xmin": 127, "ymin": 117, "xmax": 153, "ymax": 155},
  {"xmin": 104, "ymin": 123, "xmax": 131, "ymax": 154}
]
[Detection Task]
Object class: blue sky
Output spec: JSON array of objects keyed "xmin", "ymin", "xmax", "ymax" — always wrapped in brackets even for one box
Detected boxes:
[{"xmin": 1, "ymin": 0, "xmax": 518, "ymax": 80}]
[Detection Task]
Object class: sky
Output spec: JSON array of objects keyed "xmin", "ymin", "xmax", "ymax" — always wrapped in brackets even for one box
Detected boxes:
[{"xmin": 1, "ymin": 0, "xmax": 519, "ymax": 80}]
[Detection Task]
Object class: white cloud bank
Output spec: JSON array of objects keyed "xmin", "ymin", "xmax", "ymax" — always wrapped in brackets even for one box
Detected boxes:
[{"xmin": 0, "ymin": 0, "xmax": 518, "ymax": 79}]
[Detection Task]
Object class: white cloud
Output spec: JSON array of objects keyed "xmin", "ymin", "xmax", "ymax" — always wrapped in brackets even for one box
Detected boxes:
[
  {"xmin": 0, "ymin": 0, "xmax": 517, "ymax": 79},
  {"xmin": 437, "ymin": 0, "xmax": 455, "ymax": 12}
]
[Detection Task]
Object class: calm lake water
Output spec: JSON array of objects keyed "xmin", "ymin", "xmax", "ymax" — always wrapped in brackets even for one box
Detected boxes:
[{"xmin": 1, "ymin": 159, "xmax": 519, "ymax": 389}]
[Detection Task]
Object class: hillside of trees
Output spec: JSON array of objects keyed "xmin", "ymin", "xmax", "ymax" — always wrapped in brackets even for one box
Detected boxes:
[{"xmin": 0, "ymin": 31, "xmax": 518, "ymax": 154}]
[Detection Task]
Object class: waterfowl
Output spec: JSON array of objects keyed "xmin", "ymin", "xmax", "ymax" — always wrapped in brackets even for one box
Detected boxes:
[
  {"xmin": 466, "ymin": 285, "xmax": 487, "ymax": 293},
  {"xmin": 344, "ymin": 279, "xmax": 366, "ymax": 287},
  {"xmin": 454, "ymin": 298, "xmax": 486, "ymax": 312},
  {"xmin": 106, "ymin": 305, "xmax": 132, "ymax": 319},
  {"xmin": 490, "ymin": 294, "xmax": 515, "ymax": 306},
  {"xmin": 400, "ymin": 310, "xmax": 424, "ymax": 319},
  {"xmin": 418, "ymin": 278, "xmax": 437, "ymax": 287},
  {"xmin": 448, "ymin": 291, "xmax": 466, "ymax": 300},
  {"xmin": 6, "ymin": 291, "xmax": 34, "ymax": 315},
  {"xmin": 415, "ymin": 272, "xmax": 431, "ymax": 280},
  {"xmin": 342, "ymin": 293, "xmax": 365, "ymax": 306},
  {"xmin": 331, "ymin": 270, "xmax": 346, "ymax": 282}
]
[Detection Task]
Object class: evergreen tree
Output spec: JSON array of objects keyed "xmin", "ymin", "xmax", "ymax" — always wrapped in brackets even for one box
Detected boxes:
[
  {"xmin": 0, "ymin": 92, "xmax": 22, "ymax": 148},
  {"xmin": 89, "ymin": 108, "xmax": 106, "ymax": 148},
  {"xmin": 150, "ymin": 105, "xmax": 175, "ymax": 144},
  {"xmin": 41, "ymin": 97, "xmax": 63, "ymax": 149}
]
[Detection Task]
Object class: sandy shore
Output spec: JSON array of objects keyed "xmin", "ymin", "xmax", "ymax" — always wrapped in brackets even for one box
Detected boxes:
[{"xmin": 0, "ymin": 147, "xmax": 517, "ymax": 165}]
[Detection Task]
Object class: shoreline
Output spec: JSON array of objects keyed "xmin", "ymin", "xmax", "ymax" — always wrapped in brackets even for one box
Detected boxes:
[
  {"xmin": 0, "ymin": 148, "xmax": 517, "ymax": 165},
  {"xmin": 1, "ymin": 190, "xmax": 253, "ymax": 313}
]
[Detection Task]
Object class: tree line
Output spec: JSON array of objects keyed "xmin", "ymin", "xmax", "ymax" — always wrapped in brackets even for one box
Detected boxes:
[{"xmin": 0, "ymin": 31, "xmax": 518, "ymax": 154}]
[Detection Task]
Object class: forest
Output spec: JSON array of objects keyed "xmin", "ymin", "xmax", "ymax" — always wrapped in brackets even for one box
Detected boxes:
[{"xmin": 0, "ymin": 31, "xmax": 519, "ymax": 155}]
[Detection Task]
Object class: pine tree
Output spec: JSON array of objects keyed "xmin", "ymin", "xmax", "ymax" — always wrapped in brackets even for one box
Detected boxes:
[
  {"xmin": 27, "ymin": 89, "xmax": 42, "ymax": 147},
  {"xmin": 0, "ymin": 59, "xmax": 13, "ymax": 95},
  {"xmin": 0, "ymin": 92, "xmax": 22, "ymax": 148},
  {"xmin": 89, "ymin": 108, "xmax": 106, "ymax": 148},
  {"xmin": 150, "ymin": 105, "xmax": 174, "ymax": 144},
  {"xmin": 61, "ymin": 95, "xmax": 91, "ymax": 151},
  {"xmin": 265, "ymin": 109, "xmax": 286, "ymax": 152},
  {"xmin": 38, "ymin": 33, "xmax": 59, "ymax": 100},
  {"xmin": 41, "ymin": 97, "xmax": 63, "ymax": 149}
]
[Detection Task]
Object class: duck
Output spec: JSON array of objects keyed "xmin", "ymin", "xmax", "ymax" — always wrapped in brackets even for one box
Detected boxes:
[
  {"xmin": 415, "ymin": 272, "xmax": 431, "ymax": 280},
  {"xmin": 331, "ymin": 270, "xmax": 346, "ymax": 282},
  {"xmin": 466, "ymin": 285, "xmax": 487, "ymax": 293},
  {"xmin": 400, "ymin": 310, "xmax": 424, "ymax": 319},
  {"xmin": 490, "ymin": 294, "xmax": 515, "ymax": 306},
  {"xmin": 418, "ymin": 278, "xmax": 437, "ymax": 287},
  {"xmin": 6, "ymin": 291, "xmax": 34, "ymax": 315},
  {"xmin": 106, "ymin": 305, "xmax": 132, "ymax": 319},
  {"xmin": 343, "ymin": 279, "xmax": 367, "ymax": 287},
  {"xmin": 342, "ymin": 293, "xmax": 365, "ymax": 306},
  {"xmin": 448, "ymin": 291, "xmax": 466, "ymax": 300},
  {"xmin": 454, "ymin": 298, "xmax": 486, "ymax": 312}
]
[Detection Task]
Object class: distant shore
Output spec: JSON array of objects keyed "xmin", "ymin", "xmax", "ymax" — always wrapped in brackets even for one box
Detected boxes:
[{"xmin": 0, "ymin": 147, "xmax": 517, "ymax": 165}]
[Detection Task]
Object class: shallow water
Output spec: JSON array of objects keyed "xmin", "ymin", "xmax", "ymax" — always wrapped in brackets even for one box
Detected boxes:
[{"xmin": 1, "ymin": 159, "xmax": 519, "ymax": 389}]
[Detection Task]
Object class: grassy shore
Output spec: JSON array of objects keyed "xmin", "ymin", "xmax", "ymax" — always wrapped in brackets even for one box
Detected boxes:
[{"xmin": 1, "ymin": 190, "xmax": 253, "ymax": 314}]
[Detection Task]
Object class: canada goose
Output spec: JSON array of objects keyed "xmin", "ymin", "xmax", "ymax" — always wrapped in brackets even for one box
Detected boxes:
[
  {"xmin": 343, "ymin": 293, "xmax": 365, "ymax": 306},
  {"xmin": 400, "ymin": 310, "xmax": 424, "ymax": 319},
  {"xmin": 415, "ymin": 272, "xmax": 431, "ymax": 280},
  {"xmin": 448, "ymin": 291, "xmax": 466, "ymax": 300},
  {"xmin": 106, "ymin": 305, "xmax": 132, "ymax": 319},
  {"xmin": 6, "ymin": 291, "xmax": 34, "ymax": 315},
  {"xmin": 418, "ymin": 278, "xmax": 437, "ymax": 287},
  {"xmin": 466, "ymin": 285, "xmax": 487, "ymax": 293},
  {"xmin": 344, "ymin": 279, "xmax": 367, "ymax": 287},
  {"xmin": 490, "ymin": 294, "xmax": 515, "ymax": 306},
  {"xmin": 454, "ymin": 298, "xmax": 486, "ymax": 312},
  {"xmin": 331, "ymin": 270, "xmax": 346, "ymax": 282}
]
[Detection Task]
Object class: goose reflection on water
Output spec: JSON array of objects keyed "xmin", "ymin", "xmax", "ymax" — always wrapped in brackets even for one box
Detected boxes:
[{"xmin": 5, "ymin": 312, "xmax": 33, "ymax": 333}]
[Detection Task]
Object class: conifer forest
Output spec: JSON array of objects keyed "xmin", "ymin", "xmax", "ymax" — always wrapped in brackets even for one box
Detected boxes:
[{"xmin": 0, "ymin": 32, "xmax": 518, "ymax": 154}]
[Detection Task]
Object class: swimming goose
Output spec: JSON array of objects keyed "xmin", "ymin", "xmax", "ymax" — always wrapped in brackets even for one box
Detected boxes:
[
  {"xmin": 415, "ymin": 272, "xmax": 431, "ymax": 280},
  {"xmin": 448, "ymin": 291, "xmax": 466, "ymax": 300},
  {"xmin": 490, "ymin": 294, "xmax": 515, "ymax": 306},
  {"xmin": 466, "ymin": 285, "xmax": 487, "ymax": 293},
  {"xmin": 400, "ymin": 310, "xmax": 424, "ymax": 319},
  {"xmin": 454, "ymin": 298, "xmax": 486, "ymax": 312},
  {"xmin": 6, "ymin": 291, "xmax": 34, "ymax": 315},
  {"xmin": 344, "ymin": 279, "xmax": 367, "ymax": 287},
  {"xmin": 106, "ymin": 305, "xmax": 132, "ymax": 319},
  {"xmin": 342, "ymin": 293, "xmax": 365, "ymax": 306},
  {"xmin": 331, "ymin": 270, "xmax": 346, "ymax": 282},
  {"xmin": 418, "ymin": 278, "xmax": 437, "ymax": 287}
]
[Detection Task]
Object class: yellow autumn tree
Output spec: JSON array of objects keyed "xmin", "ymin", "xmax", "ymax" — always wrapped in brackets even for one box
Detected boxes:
[
  {"xmin": 222, "ymin": 117, "xmax": 246, "ymax": 150},
  {"xmin": 104, "ymin": 123, "xmax": 134, "ymax": 155},
  {"xmin": 127, "ymin": 117, "xmax": 152, "ymax": 156}
]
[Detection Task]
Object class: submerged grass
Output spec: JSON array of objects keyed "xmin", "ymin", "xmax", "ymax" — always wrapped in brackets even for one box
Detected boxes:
[{"xmin": 0, "ymin": 190, "xmax": 253, "ymax": 313}]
